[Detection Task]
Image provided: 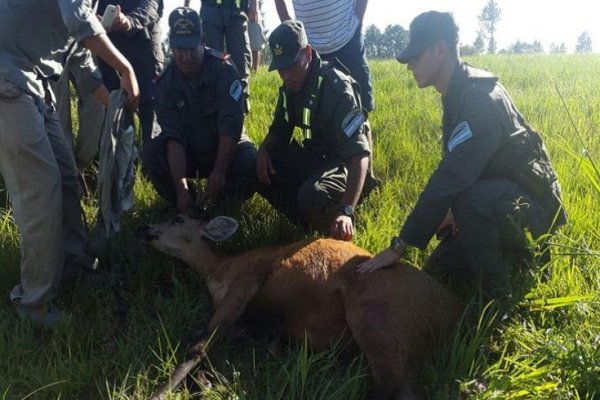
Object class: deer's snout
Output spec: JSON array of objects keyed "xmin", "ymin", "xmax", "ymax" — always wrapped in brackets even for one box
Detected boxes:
[{"xmin": 136, "ymin": 225, "xmax": 160, "ymax": 243}]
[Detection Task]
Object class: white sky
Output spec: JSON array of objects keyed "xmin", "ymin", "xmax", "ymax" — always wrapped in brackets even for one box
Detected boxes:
[{"xmin": 162, "ymin": 0, "xmax": 600, "ymax": 52}]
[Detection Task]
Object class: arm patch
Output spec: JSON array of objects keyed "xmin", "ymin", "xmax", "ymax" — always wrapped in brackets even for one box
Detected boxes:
[
  {"xmin": 229, "ymin": 80, "xmax": 243, "ymax": 102},
  {"xmin": 448, "ymin": 121, "xmax": 473, "ymax": 152},
  {"xmin": 341, "ymin": 108, "xmax": 366, "ymax": 137}
]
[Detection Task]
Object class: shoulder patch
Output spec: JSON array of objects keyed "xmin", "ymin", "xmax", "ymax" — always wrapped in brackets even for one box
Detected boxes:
[
  {"xmin": 341, "ymin": 108, "xmax": 366, "ymax": 138},
  {"xmin": 229, "ymin": 80, "xmax": 243, "ymax": 102},
  {"xmin": 447, "ymin": 121, "xmax": 473, "ymax": 152}
]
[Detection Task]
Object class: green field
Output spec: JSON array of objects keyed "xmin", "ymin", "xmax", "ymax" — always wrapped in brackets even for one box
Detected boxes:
[{"xmin": 1, "ymin": 55, "xmax": 599, "ymax": 399}]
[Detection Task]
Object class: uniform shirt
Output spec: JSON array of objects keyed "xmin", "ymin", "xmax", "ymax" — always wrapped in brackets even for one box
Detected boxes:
[
  {"xmin": 292, "ymin": 0, "xmax": 359, "ymax": 54},
  {"xmin": 0, "ymin": 0, "xmax": 105, "ymax": 100},
  {"xmin": 400, "ymin": 63, "xmax": 564, "ymax": 249},
  {"xmin": 97, "ymin": 0, "xmax": 163, "ymax": 63},
  {"xmin": 268, "ymin": 51, "xmax": 370, "ymax": 167},
  {"xmin": 154, "ymin": 49, "xmax": 246, "ymax": 166}
]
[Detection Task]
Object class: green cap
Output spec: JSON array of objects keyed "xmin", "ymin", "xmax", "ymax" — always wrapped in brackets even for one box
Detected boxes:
[
  {"xmin": 268, "ymin": 20, "xmax": 308, "ymax": 71},
  {"xmin": 397, "ymin": 11, "xmax": 459, "ymax": 63}
]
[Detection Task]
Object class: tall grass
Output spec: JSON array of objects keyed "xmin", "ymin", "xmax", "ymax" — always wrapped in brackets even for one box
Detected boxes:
[{"xmin": 1, "ymin": 55, "xmax": 599, "ymax": 399}]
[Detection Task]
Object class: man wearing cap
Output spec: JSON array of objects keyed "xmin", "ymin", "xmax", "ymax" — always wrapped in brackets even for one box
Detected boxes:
[
  {"xmin": 0, "ymin": 0, "xmax": 139, "ymax": 325},
  {"xmin": 256, "ymin": 20, "xmax": 376, "ymax": 241},
  {"xmin": 356, "ymin": 11, "xmax": 566, "ymax": 298},
  {"xmin": 143, "ymin": 7, "xmax": 257, "ymax": 214}
]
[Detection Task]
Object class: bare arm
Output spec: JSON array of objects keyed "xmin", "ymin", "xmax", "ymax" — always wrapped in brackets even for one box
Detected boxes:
[
  {"xmin": 166, "ymin": 139, "xmax": 193, "ymax": 213},
  {"xmin": 81, "ymin": 34, "xmax": 139, "ymax": 108},
  {"xmin": 207, "ymin": 136, "xmax": 236, "ymax": 198},
  {"xmin": 330, "ymin": 153, "xmax": 369, "ymax": 241},
  {"xmin": 274, "ymin": 0, "xmax": 292, "ymax": 21},
  {"xmin": 354, "ymin": 0, "xmax": 368, "ymax": 25}
]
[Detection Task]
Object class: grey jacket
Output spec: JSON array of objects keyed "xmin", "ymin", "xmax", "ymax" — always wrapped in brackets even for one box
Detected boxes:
[{"xmin": 0, "ymin": 0, "xmax": 105, "ymax": 100}]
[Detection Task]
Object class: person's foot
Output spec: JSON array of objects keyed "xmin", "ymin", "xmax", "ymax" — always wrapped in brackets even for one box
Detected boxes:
[
  {"xmin": 63, "ymin": 253, "xmax": 106, "ymax": 284},
  {"xmin": 15, "ymin": 302, "xmax": 65, "ymax": 327}
]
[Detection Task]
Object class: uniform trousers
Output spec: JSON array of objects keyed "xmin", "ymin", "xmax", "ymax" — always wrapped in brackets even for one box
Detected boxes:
[
  {"xmin": 0, "ymin": 78, "xmax": 89, "ymax": 308},
  {"xmin": 425, "ymin": 179, "xmax": 553, "ymax": 297},
  {"xmin": 257, "ymin": 142, "xmax": 350, "ymax": 233},
  {"xmin": 201, "ymin": 5, "xmax": 251, "ymax": 107},
  {"xmin": 143, "ymin": 135, "xmax": 258, "ymax": 212},
  {"xmin": 53, "ymin": 71, "xmax": 105, "ymax": 169}
]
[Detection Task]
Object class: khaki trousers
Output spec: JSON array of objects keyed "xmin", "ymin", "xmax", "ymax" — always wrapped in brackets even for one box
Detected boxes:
[{"xmin": 0, "ymin": 78, "xmax": 89, "ymax": 307}]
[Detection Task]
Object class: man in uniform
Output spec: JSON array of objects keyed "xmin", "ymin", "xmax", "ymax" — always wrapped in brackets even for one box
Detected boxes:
[
  {"xmin": 357, "ymin": 11, "xmax": 566, "ymax": 298},
  {"xmin": 0, "ymin": 0, "xmax": 139, "ymax": 324},
  {"xmin": 256, "ymin": 20, "xmax": 376, "ymax": 241},
  {"xmin": 97, "ymin": 0, "xmax": 164, "ymax": 148},
  {"xmin": 200, "ymin": 0, "xmax": 254, "ymax": 110},
  {"xmin": 143, "ymin": 7, "xmax": 257, "ymax": 215}
]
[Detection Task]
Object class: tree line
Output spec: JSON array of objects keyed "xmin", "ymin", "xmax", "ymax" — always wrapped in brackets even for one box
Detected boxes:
[{"xmin": 364, "ymin": 0, "xmax": 593, "ymax": 59}]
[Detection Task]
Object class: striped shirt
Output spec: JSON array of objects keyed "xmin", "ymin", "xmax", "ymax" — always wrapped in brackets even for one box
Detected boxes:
[{"xmin": 292, "ymin": 0, "xmax": 359, "ymax": 54}]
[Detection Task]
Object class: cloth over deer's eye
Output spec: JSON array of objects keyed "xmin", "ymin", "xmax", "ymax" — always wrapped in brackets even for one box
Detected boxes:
[{"xmin": 174, "ymin": 216, "xmax": 185, "ymax": 224}]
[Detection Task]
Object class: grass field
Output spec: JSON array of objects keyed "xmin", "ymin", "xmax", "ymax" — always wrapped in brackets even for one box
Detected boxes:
[{"xmin": 1, "ymin": 55, "xmax": 599, "ymax": 399}]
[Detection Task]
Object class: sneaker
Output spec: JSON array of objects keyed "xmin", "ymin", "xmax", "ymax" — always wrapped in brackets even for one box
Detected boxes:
[{"xmin": 16, "ymin": 302, "xmax": 65, "ymax": 327}]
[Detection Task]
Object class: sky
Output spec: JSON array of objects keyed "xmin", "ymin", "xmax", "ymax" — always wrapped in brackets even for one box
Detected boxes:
[{"xmin": 162, "ymin": 0, "xmax": 600, "ymax": 53}]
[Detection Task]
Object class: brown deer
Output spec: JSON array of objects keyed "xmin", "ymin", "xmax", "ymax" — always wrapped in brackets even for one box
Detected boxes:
[{"xmin": 137, "ymin": 215, "xmax": 465, "ymax": 400}]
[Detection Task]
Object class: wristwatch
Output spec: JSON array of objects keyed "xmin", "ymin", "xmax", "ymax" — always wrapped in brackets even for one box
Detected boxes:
[
  {"xmin": 390, "ymin": 236, "xmax": 405, "ymax": 255},
  {"xmin": 339, "ymin": 205, "xmax": 354, "ymax": 218}
]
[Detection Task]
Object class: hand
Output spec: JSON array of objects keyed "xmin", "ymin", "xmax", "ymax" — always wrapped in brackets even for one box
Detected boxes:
[
  {"xmin": 119, "ymin": 68, "xmax": 139, "ymax": 110},
  {"xmin": 356, "ymin": 248, "xmax": 401, "ymax": 274},
  {"xmin": 247, "ymin": 6, "xmax": 258, "ymax": 22},
  {"xmin": 108, "ymin": 5, "xmax": 132, "ymax": 32},
  {"xmin": 330, "ymin": 215, "xmax": 353, "ymax": 241},
  {"xmin": 436, "ymin": 209, "xmax": 458, "ymax": 239},
  {"xmin": 256, "ymin": 148, "xmax": 275, "ymax": 186},
  {"xmin": 176, "ymin": 188, "xmax": 194, "ymax": 214},
  {"xmin": 207, "ymin": 170, "xmax": 226, "ymax": 199}
]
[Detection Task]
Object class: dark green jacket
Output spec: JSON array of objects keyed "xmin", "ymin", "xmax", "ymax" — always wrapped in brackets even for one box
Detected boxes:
[
  {"xmin": 400, "ymin": 63, "xmax": 566, "ymax": 249},
  {"xmin": 267, "ymin": 51, "xmax": 371, "ymax": 170}
]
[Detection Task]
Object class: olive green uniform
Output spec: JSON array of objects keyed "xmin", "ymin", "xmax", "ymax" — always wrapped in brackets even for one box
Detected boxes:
[
  {"xmin": 398, "ymin": 63, "xmax": 566, "ymax": 296},
  {"xmin": 258, "ymin": 51, "xmax": 374, "ymax": 231}
]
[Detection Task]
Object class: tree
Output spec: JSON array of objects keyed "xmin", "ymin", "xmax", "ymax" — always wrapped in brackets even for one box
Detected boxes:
[
  {"xmin": 550, "ymin": 42, "xmax": 567, "ymax": 53},
  {"xmin": 473, "ymin": 30, "xmax": 486, "ymax": 55},
  {"xmin": 478, "ymin": 0, "xmax": 501, "ymax": 54},
  {"xmin": 576, "ymin": 31, "xmax": 592, "ymax": 53},
  {"xmin": 380, "ymin": 24, "xmax": 408, "ymax": 59},
  {"xmin": 506, "ymin": 40, "xmax": 544, "ymax": 54},
  {"xmin": 364, "ymin": 24, "xmax": 383, "ymax": 58}
]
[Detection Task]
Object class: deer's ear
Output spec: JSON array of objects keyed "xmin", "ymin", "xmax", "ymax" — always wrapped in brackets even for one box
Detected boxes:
[{"xmin": 201, "ymin": 216, "xmax": 239, "ymax": 241}]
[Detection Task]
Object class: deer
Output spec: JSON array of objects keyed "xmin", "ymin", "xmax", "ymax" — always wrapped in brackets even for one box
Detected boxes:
[{"xmin": 136, "ymin": 215, "xmax": 465, "ymax": 400}]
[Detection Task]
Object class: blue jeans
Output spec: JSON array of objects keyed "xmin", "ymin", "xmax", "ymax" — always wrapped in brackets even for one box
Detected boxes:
[{"xmin": 322, "ymin": 27, "xmax": 374, "ymax": 112}]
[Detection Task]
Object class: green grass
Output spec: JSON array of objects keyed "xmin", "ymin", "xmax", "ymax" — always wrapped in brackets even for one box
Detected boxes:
[{"xmin": 1, "ymin": 55, "xmax": 599, "ymax": 399}]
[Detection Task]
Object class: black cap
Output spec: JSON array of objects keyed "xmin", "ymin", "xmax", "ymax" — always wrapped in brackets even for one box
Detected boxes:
[
  {"xmin": 169, "ymin": 7, "xmax": 203, "ymax": 49},
  {"xmin": 268, "ymin": 20, "xmax": 308, "ymax": 71},
  {"xmin": 396, "ymin": 11, "xmax": 459, "ymax": 63}
]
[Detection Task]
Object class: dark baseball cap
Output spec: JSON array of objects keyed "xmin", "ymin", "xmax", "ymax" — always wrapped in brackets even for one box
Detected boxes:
[
  {"xmin": 169, "ymin": 7, "xmax": 203, "ymax": 49},
  {"xmin": 268, "ymin": 20, "xmax": 308, "ymax": 71},
  {"xmin": 396, "ymin": 11, "xmax": 459, "ymax": 63}
]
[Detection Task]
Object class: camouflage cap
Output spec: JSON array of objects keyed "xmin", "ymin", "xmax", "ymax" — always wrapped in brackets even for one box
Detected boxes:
[
  {"xmin": 268, "ymin": 20, "xmax": 308, "ymax": 71},
  {"xmin": 396, "ymin": 11, "xmax": 459, "ymax": 63},
  {"xmin": 169, "ymin": 7, "xmax": 203, "ymax": 49}
]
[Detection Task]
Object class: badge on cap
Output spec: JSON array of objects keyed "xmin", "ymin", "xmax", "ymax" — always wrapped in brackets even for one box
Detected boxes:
[
  {"xmin": 273, "ymin": 43, "xmax": 284, "ymax": 56},
  {"xmin": 229, "ymin": 80, "xmax": 243, "ymax": 102}
]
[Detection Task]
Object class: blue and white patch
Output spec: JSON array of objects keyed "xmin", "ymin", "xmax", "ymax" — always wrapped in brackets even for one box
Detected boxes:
[
  {"xmin": 447, "ymin": 121, "xmax": 473, "ymax": 152},
  {"xmin": 229, "ymin": 80, "xmax": 243, "ymax": 102},
  {"xmin": 341, "ymin": 109, "xmax": 366, "ymax": 138}
]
